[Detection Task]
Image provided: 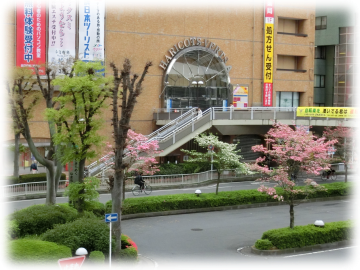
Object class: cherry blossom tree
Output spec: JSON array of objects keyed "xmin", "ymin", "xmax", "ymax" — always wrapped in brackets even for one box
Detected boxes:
[
  {"xmin": 181, "ymin": 133, "xmax": 248, "ymax": 195},
  {"xmin": 323, "ymin": 125, "xmax": 354, "ymax": 183},
  {"xmin": 249, "ymin": 123, "xmax": 337, "ymax": 229},
  {"xmin": 103, "ymin": 129, "xmax": 161, "ymax": 200}
]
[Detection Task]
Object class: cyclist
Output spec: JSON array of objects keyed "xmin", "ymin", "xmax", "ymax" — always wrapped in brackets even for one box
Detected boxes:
[
  {"xmin": 134, "ymin": 172, "xmax": 145, "ymax": 192},
  {"xmin": 326, "ymin": 168, "xmax": 335, "ymax": 179}
]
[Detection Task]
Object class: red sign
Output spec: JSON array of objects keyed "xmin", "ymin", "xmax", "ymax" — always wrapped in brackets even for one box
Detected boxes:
[
  {"xmin": 263, "ymin": 82, "xmax": 273, "ymax": 106},
  {"xmin": 58, "ymin": 256, "xmax": 86, "ymax": 270},
  {"xmin": 16, "ymin": 0, "xmax": 46, "ymax": 75},
  {"xmin": 265, "ymin": 0, "xmax": 275, "ymax": 18}
]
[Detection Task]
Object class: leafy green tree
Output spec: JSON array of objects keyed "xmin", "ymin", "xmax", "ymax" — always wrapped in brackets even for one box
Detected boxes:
[
  {"xmin": 46, "ymin": 61, "xmax": 113, "ymax": 212},
  {"xmin": 181, "ymin": 133, "xmax": 248, "ymax": 194}
]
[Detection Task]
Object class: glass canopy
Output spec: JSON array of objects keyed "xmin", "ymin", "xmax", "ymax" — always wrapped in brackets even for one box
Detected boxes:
[{"xmin": 163, "ymin": 47, "xmax": 230, "ymax": 110}]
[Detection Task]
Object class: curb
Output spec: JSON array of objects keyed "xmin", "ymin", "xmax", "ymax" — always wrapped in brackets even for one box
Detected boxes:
[
  {"xmin": 250, "ymin": 240, "xmax": 353, "ymax": 256},
  {"xmin": 132, "ymin": 254, "xmax": 158, "ymax": 270},
  {"xmin": 121, "ymin": 195, "xmax": 352, "ymax": 220}
]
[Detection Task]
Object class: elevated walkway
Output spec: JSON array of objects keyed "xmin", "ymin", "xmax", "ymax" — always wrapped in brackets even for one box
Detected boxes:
[{"xmin": 87, "ymin": 107, "xmax": 356, "ymax": 176}]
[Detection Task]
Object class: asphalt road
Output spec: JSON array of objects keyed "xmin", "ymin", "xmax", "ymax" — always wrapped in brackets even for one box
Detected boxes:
[
  {"xmin": 121, "ymin": 199, "xmax": 357, "ymax": 269},
  {"xmin": 3, "ymin": 175, "xmax": 357, "ymax": 269}
]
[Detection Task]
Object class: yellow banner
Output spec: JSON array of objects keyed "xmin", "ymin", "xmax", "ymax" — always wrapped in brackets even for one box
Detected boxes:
[
  {"xmin": 263, "ymin": 23, "xmax": 274, "ymax": 83},
  {"xmin": 296, "ymin": 107, "xmax": 357, "ymax": 118}
]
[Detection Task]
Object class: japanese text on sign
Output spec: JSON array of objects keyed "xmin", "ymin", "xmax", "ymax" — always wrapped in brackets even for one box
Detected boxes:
[
  {"xmin": 263, "ymin": 0, "xmax": 274, "ymax": 107},
  {"xmin": 296, "ymin": 107, "xmax": 357, "ymax": 118}
]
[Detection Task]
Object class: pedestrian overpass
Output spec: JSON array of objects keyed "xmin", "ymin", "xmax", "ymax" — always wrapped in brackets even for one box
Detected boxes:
[{"xmin": 88, "ymin": 107, "xmax": 356, "ymax": 176}]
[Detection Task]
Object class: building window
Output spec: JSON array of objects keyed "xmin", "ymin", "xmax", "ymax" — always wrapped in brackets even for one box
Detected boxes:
[
  {"xmin": 314, "ymin": 75, "xmax": 325, "ymax": 88},
  {"xmin": 276, "ymin": 92, "xmax": 300, "ymax": 107},
  {"xmin": 277, "ymin": 55, "xmax": 306, "ymax": 72},
  {"xmin": 315, "ymin": 46, "xmax": 326, "ymax": 59},
  {"xmin": 315, "ymin": 16, "xmax": 327, "ymax": 30},
  {"xmin": 277, "ymin": 18, "xmax": 308, "ymax": 37},
  {"xmin": 163, "ymin": 48, "xmax": 230, "ymax": 110}
]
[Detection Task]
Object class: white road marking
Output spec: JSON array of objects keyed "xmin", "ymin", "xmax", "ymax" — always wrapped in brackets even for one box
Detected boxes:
[{"xmin": 283, "ymin": 246, "xmax": 357, "ymax": 258}]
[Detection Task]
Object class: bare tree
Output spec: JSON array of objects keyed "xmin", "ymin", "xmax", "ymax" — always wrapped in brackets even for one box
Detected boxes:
[
  {"xmin": 7, "ymin": 64, "xmax": 72, "ymax": 204},
  {"xmin": 109, "ymin": 59, "xmax": 152, "ymax": 257}
]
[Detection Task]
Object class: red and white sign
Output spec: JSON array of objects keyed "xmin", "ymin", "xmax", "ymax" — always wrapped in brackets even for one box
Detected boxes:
[
  {"xmin": 16, "ymin": 0, "xmax": 46, "ymax": 74},
  {"xmin": 58, "ymin": 255, "xmax": 86, "ymax": 270},
  {"xmin": 263, "ymin": 0, "xmax": 274, "ymax": 107}
]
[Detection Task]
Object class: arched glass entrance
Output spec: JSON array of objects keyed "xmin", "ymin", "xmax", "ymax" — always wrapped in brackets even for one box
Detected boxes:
[{"xmin": 163, "ymin": 47, "xmax": 230, "ymax": 110}]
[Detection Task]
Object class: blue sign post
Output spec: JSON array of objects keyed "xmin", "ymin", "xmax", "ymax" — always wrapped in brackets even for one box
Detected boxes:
[{"xmin": 105, "ymin": 213, "xmax": 118, "ymax": 267}]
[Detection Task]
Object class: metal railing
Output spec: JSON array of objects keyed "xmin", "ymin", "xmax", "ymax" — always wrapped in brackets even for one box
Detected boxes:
[
  {"xmin": 3, "ymin": 180, "xmax": 68, "ymax": 198},
  {"xmin": 3, "ymin": 170, "xmax": 238, "ymax": 198},
  {"xmin": 86, "ymin": 108, "xmax": 197, "ymax": 176}
]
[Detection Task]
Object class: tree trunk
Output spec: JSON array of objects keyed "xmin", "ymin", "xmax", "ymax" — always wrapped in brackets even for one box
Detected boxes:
[
  {"xmin": 45, "ymin": 167, "xmax": 56, "ymax": 205},
  {"xmin": 344, "ymin": 163, "xmax": 348, "ymax": 183},
  {"xmin": 289, "ymin": 200, "xmax": 295, "ymax": 229},
  {"xmin": 75, "ymin": 158, "xmax": 87, "ymax": 213},
  {"xmin": 13, "ymin": 133, "xmax": 20, "ymax": 178},
  {"xmin": 122, "ymin": 177, "xmax": 126, "ymax": 201},
  {"xmin": 112, "ymin": 162, "xmax": 124, "ymax": 254},
  {"xmin": 23, "ymin": 123, "xmax": 57, "ymax": 205},
  {"xmin": 215, "ymin": 171, "xmax": 221, "ymax": 195}
]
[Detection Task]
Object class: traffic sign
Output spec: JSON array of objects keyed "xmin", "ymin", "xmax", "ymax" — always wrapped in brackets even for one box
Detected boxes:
[
  {"xmin": 208, "ymin": 145, "xmax": 214, "ymax": 151},
  {"xmin": 105, "ymin": 213, "xmax": 118, "ymax": 223},
  {"xmin": 58, "ymin": 255, "xmax": 86, "ymax": 269}
]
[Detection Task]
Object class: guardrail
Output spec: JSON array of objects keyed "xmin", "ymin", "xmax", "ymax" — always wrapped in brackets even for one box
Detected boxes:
[
  {"xmin": 3, "ymin": 170, "xmax": 238, "ymax": 198},
  {"xmin": 3, "ymin": 180, "xmax": 68, "ymax": 198}
]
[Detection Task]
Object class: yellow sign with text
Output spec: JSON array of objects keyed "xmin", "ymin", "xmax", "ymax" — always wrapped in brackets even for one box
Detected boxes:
[
  {"xmin": 263, "ymin": 23, "xmax": 274, "ymax": 84},
  {"xmin": 296, "ymin": 107, "xmax": 357, "ymax": 118}
]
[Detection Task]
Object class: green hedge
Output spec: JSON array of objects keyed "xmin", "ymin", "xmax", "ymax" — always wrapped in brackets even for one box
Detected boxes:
[
  {"xmin": 6, "ymin": 173, "xmax": 67, "ymax": 185},
  {"xmin": 254, "ymin": 239, "xmax": 274, "ymax": 250},
  {"xmin": 259, "ymin": 220, "xmax": 353, "ymax": 249},
  {"xmin": 0, "ymin": 175, "xmax": 20, "ymax": 186},
  {"xmin": 83, "ymin": 201, "xmax": 105, "ymax": 217},
  {"xmin": 89, "ymin": 251, "xmax": 105, "ymax": 263},
  {"xmin": 8, "ymin": 239, "xmax": 71, "ymax": 263},
  {"xmin": 0, "ymin": 219, "xmax": 20, "ymax": 244},
  {"xmin": 41, "ymin": 217, "xmax": 114, "ymax": 255},
  {"xmin": 117, "ymin": 247, "xmax": 139, "ymax": 270},
  {"xmin": 114, "ymin": 235, "xmax": 138, "ymax": 262},
  {"xmin": 106, "ymin": 182, "xmax": 352, "ymax": 215},
  {"xmin": 10, "ymin": 204, "xmax": 78, "ymax": 237}
]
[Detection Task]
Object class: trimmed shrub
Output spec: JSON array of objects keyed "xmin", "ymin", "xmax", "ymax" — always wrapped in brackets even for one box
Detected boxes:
[
  {"xmin": 260, "ymin": 220, "xmax": 353, "ymax": 249},
  {"xmin": 10, "ymin": 204, "xmax": 78, "ymax": 237},
  {"xmin": 0, "ymin": 176, "xmax": 20, "ymax": 186},
  {"xmin": 89, "ymin": 251, "xmax": 105, "ymax": 263},
  {"xmin": 8, "ymin": 239, "xmax": 71, "ymax": 263},
  {"xmin": 0, "ymin": 219, "xmax": 20, "ymax": 244},
  {"xmin": 254, "ymin": 239, "xmax": 274, "ymax": 250},
  {"xmin": 117, "ymin": 247, "xmax": 139, "ymax": 270},
  {"xmin": 41, "ymin": 217, "xmax": 114, "ymax": 255},
  {"xmin": 84, "ymin": 201, "xmax": 105, "ymax": 217},
  {"xmin": 23, "ymin": 173, "xmax": 66, "ymax": 183},
  {"xmin": 113, "ymin": 235, "xmax": 138, "ymax": 262},
  {"xmin": 105, "ymin": 182, "xmax": 352, "ymax": 215}
]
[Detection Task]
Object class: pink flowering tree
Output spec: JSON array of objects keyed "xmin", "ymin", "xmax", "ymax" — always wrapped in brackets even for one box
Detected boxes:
[
  {"xmin": 323, "ymin": 125, "xmax": 354, "ymax": 183},
  {"xmin": 249, "ymin": 122, "xmax": 337, "ymax": 229},
  {"xmin": 103, "ymin": 129, "xmax": 161, "ymax": 200}
]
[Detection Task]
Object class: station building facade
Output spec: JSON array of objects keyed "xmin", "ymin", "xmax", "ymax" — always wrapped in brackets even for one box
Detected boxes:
[{"xmin": 5, "ymin": 1, "xmax": 317, "ymax": 166}]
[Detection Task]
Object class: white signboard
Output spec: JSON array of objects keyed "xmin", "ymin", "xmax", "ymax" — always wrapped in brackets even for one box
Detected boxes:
[
  {"xmin": 48, "ymin": 0, "xmax": 76, "ymax": 72},
  {"xmin": 78, "ymin": 0, "xmax": 105, "ymax": 61}
]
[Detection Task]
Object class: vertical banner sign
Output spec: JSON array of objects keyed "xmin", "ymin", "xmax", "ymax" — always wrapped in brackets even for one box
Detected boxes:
[
  {"xmin": 48, "ymin": 0, "xmax": 76, "ymax": 73},
  {"xmin": 16, "ymin": 0, "xmax": 46, "ymax": 74},
  {"xmin": 78, "ymin": 0, "xmax": 105, "ymax": 61},
  {"xmin": 263, "ymin": 0, "xmax": 274, "ymax": 107},
  {"xmin": 233, "ymin": 85, "xmax": 249, "ymax": 109}
]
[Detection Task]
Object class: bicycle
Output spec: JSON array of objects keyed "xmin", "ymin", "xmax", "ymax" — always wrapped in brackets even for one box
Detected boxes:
[
  {"xmin": 131, "ymin": 182, "xmax": 152, "ymax": 196},
  {"xmin": 320, "ymin": 169, "xmax": 337, "ymax": 181}
]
